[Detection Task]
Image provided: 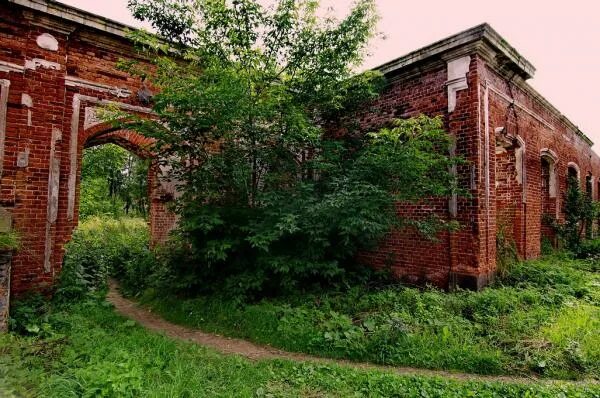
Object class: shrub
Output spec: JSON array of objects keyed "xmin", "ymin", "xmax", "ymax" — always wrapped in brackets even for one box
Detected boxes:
[
  {"xmin": 574, "ymin": 238, "xmax": 600, "ymax": 260},
  {"xmin": 56, "ymin": 217, "xmax": 151, "ymax": 301}
]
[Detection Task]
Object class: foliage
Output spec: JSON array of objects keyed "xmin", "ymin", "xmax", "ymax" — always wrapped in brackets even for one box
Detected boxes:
[
  {"xmin": 2, "ymin": 299, "xmax": 599, "ymax": 397},
  {"xmin": 551, "ymin": 176, "xmax": 598, "ymax": 251},
  {"xmin": 135, "ymin": 255, "xmax": 600, "ymax": 380},
  {"xmin": 79, "ymin": 144, "xmax": 149, "ymax": 220},
  {"xmin": 0, "ymin": 230, "xmax": 20, "ymax": 251},
  {"xmin": 135, "ymin": 116, "xmax": 460, "ymax": 299},
  {"xmin": 120, "ymin": 0, "xmax": 462, "ymax": 298},
  {"xmin": 575, "ymin": 238, "xmax": 600, "ymax": 262},
  {"xmin": 495, "ymin": 221, "xmax": 519, "ymax": 277},
  {"xmin": 55, "ymin": 217, "xmax": 151, "ymax": 302}
]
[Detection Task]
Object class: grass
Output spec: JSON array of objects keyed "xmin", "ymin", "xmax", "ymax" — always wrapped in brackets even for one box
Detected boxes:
[
  {"xmin": 1, "ymin": 298, "xmax": 599, "ymax": 397},
  {"xmin": 135, "ymin": 255, "xmax": 600, "ymax": 380},
  {"xmin": 0, "ymin": 231, "xmax": 20, "ymax": 251}
]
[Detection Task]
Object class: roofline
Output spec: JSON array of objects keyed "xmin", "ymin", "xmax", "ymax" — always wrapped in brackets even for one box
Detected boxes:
[
  {"xmin": 372, "ymin": 23, "xmax": 593, "ymax": 147},
  {"xmin": 9, "ymin": 0, "xmax": 136, "ymax": 38},
  {"xmin": 7, "ymin": 2, "xmax": 593, "ymax": 147},
  {"xmin": 374, "ymin": 23, "xmax": 536, "ymax": 80}
]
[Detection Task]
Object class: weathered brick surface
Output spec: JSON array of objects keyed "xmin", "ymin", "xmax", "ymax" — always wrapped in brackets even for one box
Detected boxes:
[
  {"xmin": 0, "ymin": 2, "xmax": 173, "ymax": 296},
  {"xmin": 0, "ymin": 2, "xmax": 598, "ymax": 297}
]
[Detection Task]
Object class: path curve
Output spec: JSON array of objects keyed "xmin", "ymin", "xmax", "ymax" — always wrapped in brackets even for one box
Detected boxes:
[{"xmin": 106, "ymin": 283, "xmax": 596, "ymax": 386}]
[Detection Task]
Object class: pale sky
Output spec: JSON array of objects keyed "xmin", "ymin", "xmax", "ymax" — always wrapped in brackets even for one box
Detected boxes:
[{"xmin": 58, "ymin": 0, "xmax": 600, "ymax": 146}]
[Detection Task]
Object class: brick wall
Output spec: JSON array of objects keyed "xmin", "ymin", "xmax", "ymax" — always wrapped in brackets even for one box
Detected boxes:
[
  {"xmin": 0, "ymin": 2, "xmax": 174, "ymax": 295},
  {"xmin": 1, "ymin": 2, "xmax": 597, "ymax": 296}
]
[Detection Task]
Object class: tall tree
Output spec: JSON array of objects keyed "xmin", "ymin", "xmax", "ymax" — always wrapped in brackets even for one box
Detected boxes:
[{"xmin": 122, "ymin": 0, "xmax": 460, "ymax": 296}]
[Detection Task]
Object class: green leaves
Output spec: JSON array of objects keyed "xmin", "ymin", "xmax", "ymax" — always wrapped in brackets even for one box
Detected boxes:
[{"xmin": 123, "ymin": 1, "xmax": 462, "ymax": 298}]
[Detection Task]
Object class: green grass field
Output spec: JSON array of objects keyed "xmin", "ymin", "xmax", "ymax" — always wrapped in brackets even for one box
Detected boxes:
[
  {"xmin": 1, "ymin": 299, "xmax": 598, "ymax": 397},
  {"xmin": 137, "ymin": 255, "xmax": 600, "ymax": 380}
]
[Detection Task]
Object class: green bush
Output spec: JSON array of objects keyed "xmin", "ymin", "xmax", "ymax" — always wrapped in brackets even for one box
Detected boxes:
[
  {"xmin": 56, "ymin": 217, "xmax": 151, "ymax": 301},
  {"xmin": 575, "ymin": 238, "xmax": 600, "ymax": 260}
]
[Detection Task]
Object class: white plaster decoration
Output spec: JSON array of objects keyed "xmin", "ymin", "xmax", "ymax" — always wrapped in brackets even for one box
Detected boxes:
[
  {"xmin": 84, "ymin": 107, "xmax": 103, "ymax": 130},
  {"xmin": 24, "ymin": 58, "xmax": 61, "ymax": 71},
  {"xmin": 540, "ymin": 149, "xmax": 558, "ymax": 198},
  {"xmin": 21, "ymin": 93, "xmax": 32, "ymax": 108},
  {"xmin": 67, "ymin": 96, "xmax": 81, "ymax": 221},
  {"xmin": 44, "ymin": 128, "xmax": 62, "ymax": 273},
  {"xmin": 0, "ymin": 80, "xmax": 9, "ymax": 178},
  {"xmin": 21, "ymin": 93, "xmax": 33, "ymax": 126},
  {"xmin": 65, "ymin": 76, "xmax": 132, "ymax": 98},
  {"xmin": 446, "ymin": 56, "xmax": 470, "ymax": 113},
  {"xmin": 17, "ymin": 148, "xmax": 29, "ymax": 168},
  {"xmin": 515, "ymin": 136, "xmax": 526, "ymax": 203},
  {"xmin": 36, "ymin": 33, "xmax": 59, "ymax": 51},
  {"xmin": 109, "ymin": 87, "xmax": 132, "ymax": 98},
  {"xmin": 68, "ymin": 94, "xmax": 154, "ymax": 220},
  {"xmin": 0, "ymin": 61, "xmax": 24, "ymax": 73}
]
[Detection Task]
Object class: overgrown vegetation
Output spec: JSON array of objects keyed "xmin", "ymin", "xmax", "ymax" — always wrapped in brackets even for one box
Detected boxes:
[
  {"xmin": 549, "ymin": 176, "xmax": 599, "ymax": 252},
  {"xmin": 118, "ymin": 0, "xmax": 461, "ymax": 297},
  {"xmin": 3, "ymin": 296, "xmax": 599, "ymax": 397},
  {"xmin": 126, "ymin": 254, "xmax": 599, "ymax": 380},
  {"xmin": 55, "ymin": 217, "xmax": 151, "ymax": 302},
  {"xmin": 80, "ymin": 144, "xmax": 149, "ymax": 220}
]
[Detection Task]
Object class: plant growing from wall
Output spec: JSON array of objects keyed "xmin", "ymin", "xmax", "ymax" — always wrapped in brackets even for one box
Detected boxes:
[{"xmin": 0, "ymin": 231, "xmax": 20, "ymax": 251}]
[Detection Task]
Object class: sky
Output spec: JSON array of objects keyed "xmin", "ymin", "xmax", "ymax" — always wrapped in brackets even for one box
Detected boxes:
[{"xmin": 58, "ymin": 0, "xmax": 600, "ymax": 146}]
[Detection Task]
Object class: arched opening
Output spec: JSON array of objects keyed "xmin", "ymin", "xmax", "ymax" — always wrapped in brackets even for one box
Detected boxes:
[
  {"xmin": 80, "ymin": 142, "xmax": 150, "ymax": 220},
  {"xmin": 540, "ymin": 151, "xmax": 558, "ymax": 247},
  {"xmin": 567, "ymin": 162, "xmax": 580, "ymax": 189},
  {"xmin": 73, "ymin": 123, "xmax": 177, "ymax": 247}
]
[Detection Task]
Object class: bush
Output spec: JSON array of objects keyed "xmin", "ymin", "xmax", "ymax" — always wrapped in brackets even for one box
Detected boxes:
[
  {"xmin": 56, "ymin": 217, "xmax": 151, "ymax": 301},
  {"xmin": 575, "ymin": 238, "xmax": 600, "ymax": 260}
]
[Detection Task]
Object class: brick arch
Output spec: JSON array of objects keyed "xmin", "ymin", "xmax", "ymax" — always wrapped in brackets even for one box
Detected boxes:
[
  {"xmin": 78, "ymin": 123, "xmax": 176, "ymax": 248},
  {"xmin": 84, "ymin": 129, "xmax": 154, "ymax": 159}
]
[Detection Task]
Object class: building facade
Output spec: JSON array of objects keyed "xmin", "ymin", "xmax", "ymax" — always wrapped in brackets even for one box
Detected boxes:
[{"xmin": 0, "ymin": 0, "xmax": 598, "ymax": 322}]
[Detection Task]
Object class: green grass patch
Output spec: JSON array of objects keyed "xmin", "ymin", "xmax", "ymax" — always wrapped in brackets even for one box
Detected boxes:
[
  {"xmin": 136, "ymin": 255, "xmax": 600, "ymax": 380},
  {"xmin": 0, "ymin": 231, "xmax": 20, "ymax": 251},
  {"xmin": 1, "ymin": 298, "xmax": 599, "ymax": 397}
]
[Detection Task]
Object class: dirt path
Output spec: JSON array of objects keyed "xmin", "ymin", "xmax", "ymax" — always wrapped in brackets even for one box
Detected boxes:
[{"xmin": 106, "ymin": 283, "xmax": 595, "ymax": 386}]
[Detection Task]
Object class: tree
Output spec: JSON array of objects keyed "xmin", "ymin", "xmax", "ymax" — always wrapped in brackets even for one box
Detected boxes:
[
  {"xmin": 557, "ymin": 176, "xmax": 597, "ymax": 251},
  {"xmin": 122, "ymin": 0, "xmax": 461, "ymax": 296},
  {"xmin": 80, "ymin": 144, "xmax": 149, "ymax": 219}
]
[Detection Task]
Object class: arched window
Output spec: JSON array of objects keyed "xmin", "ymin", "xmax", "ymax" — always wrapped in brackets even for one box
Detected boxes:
[
  {"xmin": 567, "ymin": 162, "xmax": 580, "ymax": 189},
  {"xmin": 540, "ymin": 149, "xmax": 557, "ymax": 198}
]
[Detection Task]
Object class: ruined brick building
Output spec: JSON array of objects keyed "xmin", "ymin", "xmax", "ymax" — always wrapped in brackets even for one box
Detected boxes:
[{"xmin": 0, "ymin": 0, "xmax": 598, "ymax": 324}]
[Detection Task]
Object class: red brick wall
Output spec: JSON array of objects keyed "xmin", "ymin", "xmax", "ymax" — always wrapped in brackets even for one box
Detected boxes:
[
  {"xmin": 355, "ymin": 57, "xmax": 492, "ymax": 288},
  {"xmin": 0, "ymin": 3, "xmax": 173, "ymax": 295},
  {"xmin": 2, "ymin": 2, "xmax": 599, "ymax": 295},
  {"xmin": 480, "ymin": 60, "xmax": 600, "ymax": 260}
]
